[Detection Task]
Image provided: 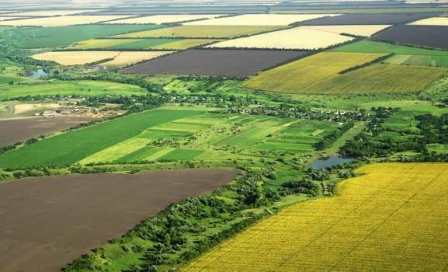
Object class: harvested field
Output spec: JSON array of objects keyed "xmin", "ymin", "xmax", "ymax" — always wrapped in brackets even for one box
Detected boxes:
[
  {"xmin": 300, "ymin": 13, "xmax": 436, "ymax": 25},
  {"xmin": 70, "ymin": 38, "xmax": 219, "ymax": 50},
  {"xmin": 374, "ymin": 25, "xmax": 448, "ymax": 49},
  {"xmin": 304, "ymin": 25, "xmax": 389, "ymax": 37},
  {"xmin": 409, "ymin": 16, "xmax": 448, "ymax": 26},
  {"xmin": 123, "ymin": 49, "xmax": 308, "ymax": 78},
  {"xmin": 0, "ymin": 117, "xmax": 93, "ymax": 147},
  {"xmin": 184, "ymin": 14, "xmax": 337, "ymax": 26},
  {"xmin": 32, "ymin": 51, "xmax": 171, "ymax": 67},
  {"xmin": 0, "ymin": 169, "xmax": 235, "ymax": 272},
  {"xmin": 7, "ymin": 10, "xmax": 98, "ymax": 17},
  {"xmin": 106, "ymin": 14, "xmax": 220, "ymax": 24},
  {"xmin": 0, "ymin": 15, "xmax": 128, "ymax": 27},
  {"xmin": 116, "ymin": 25, "xmax": 280, "ymax": 39},
  {"xmin": 245, "ymin": 52, "xmax": 384, "ymax": 93},
  {"xmin": 182, "ymin": 163, "xmax": 448, "ymax": 272},
  {"xmin": 207, "ymin": 27, "xmax": 354, "ymax": 49}
]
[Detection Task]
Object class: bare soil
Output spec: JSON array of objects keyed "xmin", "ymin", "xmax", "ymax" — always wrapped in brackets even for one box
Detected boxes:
[
  {"xmin": 123, "ymin": 49, "xmax": 308, "ymax": 78},
  {"xmin": 0, "ymin": 116, "xmax": 93, "ymax": 147},
  {"xmin": 0, "ymin": 169, "xmax": 235, "ymax": 272}
]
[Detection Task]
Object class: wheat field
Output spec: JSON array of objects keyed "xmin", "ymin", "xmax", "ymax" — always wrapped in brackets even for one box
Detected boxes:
[{"xmin": 184, "ymin": 14, "xmax": 338, "ymax": 26}]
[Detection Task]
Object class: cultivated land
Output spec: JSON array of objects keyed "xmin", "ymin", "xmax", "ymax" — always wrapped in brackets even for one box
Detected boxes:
[
  {"xmin": 70, "ymin": 38, "xmax": 219, "ymax": 50},
  {"xmin": 300, "ymin": 13, "xmax": 436, "ymax": 25},
  {"xmin": 0, "ymin": 169, "xmax": 235, "ymax": 272},
  {"xmin": 4, "ymin": 24, "xmax": 160, "ymax": 48},
  {"xmin": 123, "ymin": 49, "xmax": 309, "ymax": 78},
  {"xmin": 0, "ymin": 80, "xmax": 146, "ymax": 100},
  {"xmin": 208, "ymin": 27, "xmax": 354, "ymax": 49},
  {"xmin": 184, "ymin": 14, "xmax": 337, "ymax": 26},
  {"xmin": 374, "ymin": 25, "xmax": 448, "ymax": 50},
  {"xmin": 116, "ymin": 25, "xmax": 281, "ymax": 38},
  {"xmin": 32, "ymin": 51, "xmax": 171, "ymax": 67},
  {"xmin": 6, "ymin": 9, "xmax": 98, "ymax": 16},
  {"xmin": 182, "ymin": 163, "xmax": 448, "ymax": 272},
  {"xmin": 0, "ymin": 15, "xmax": 129, "ymax": 27},
  {"xmin": 303, "ymin": 25, "xmax": 389, "ymax": 37},
  {"xmin": 409, "ymin": 16, "xmax": 448, "ymax": 25},
  {"xmin": 106, "ymin": 14, "xmax": 220, "ymax": 24},
  {"xmin": 0, "ymin": 117, "xmax": 93, "ymax": 147},
  {"xmin": 245, "ymin": 52, "xmax": 385, "ymax": 94}
]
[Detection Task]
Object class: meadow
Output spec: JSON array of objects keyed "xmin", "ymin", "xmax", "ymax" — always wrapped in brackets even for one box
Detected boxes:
[
  {"xmin": 208, "ymin": 26, "xmax": 354, "ymax": 49},
  {"xmin": 245, "ymin": 52, "xmax": 384, "ymax": 93},
  {"xmin": 116, "ymin": 25, "xmax": 280, "ymax": 39},
  {"xmin": 0, "ymin": 80, "xmax": 147, "ymax": 100},
  {"xmin": 182, "ymin": 163, "xmax": 448, "ymax": 272},
  {"xmin": 2, "ymin": 24, "xmax": 161, "ymax": 48}
]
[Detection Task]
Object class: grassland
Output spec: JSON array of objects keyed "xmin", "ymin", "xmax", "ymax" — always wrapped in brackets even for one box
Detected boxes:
[
  {"xmin": 107, "ymin": 15, "xmax": 218, "ymax": 24},
  {"xmin": 384, "ymin": 54, "xmax": 448, "ymax": 67},
  {"xmin": 70, "ymin": 38, "xmax": 218, "ymax": 50},
  {"xmin": 245, "ymin": 52, "xmax": 384, "ymax": 94},
  {"xmin": 116, "ymin": 25, "xmax": 281, "ymax": 39},
  {"xmin": 208, "ymin": 27, "xmax": 354, "ymax": 49},
  {"xmin": 184, "ymin": 14, "xmax": 335, "ymax": 26},
  {"xmin": 1, "ymin": 24, "xmax": 161, "ymax": 48},
  {"xmin": 0, "ymin": 16, "xmax": 129, "ymax": 27},
  {"xmin": 409, "ymin": 17, "xmax": 448, "ymax": 26},
  {"xmin": 32, "ymin": 51, "xmax": 171, "ymax": 67},
  {"xmin": 182, "ymin": 163, "xmax": 448, "ymax": 272},
  {"xmin": 0, "ymin": 80, "xmax": 146, "ymax": 100}
]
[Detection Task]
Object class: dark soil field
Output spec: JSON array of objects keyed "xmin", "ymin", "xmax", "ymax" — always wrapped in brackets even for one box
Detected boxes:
[
  {"xmin": 123, "ymin": 49, "xmax": 308, "ymax": 78},
  {"xmin": 0, "ymin": 169, "xmax": 235, "ymax": 272},
  {"xmin": 300, "ymin": 13, "xmax": 437, "ymax": 25},
  {"xmin": 374, "ymin": 25, "xmax": 448, "ymax": 49},
  {"xmin": 0, "ymin": 116, "xmax": 93, "ymax": 147}
]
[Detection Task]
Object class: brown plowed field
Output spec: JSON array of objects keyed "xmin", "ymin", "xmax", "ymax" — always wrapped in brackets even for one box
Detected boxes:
[
  {"xmin": 300, "ymin": 13, "xmax": 437, "ymax": 25},
  {"xmin": 374, "ymin": 25, "xmax": 448, "ymax": 49},
  {"xmin": 0, "ymin": 169, "xmax": 235, "ymax": 272},
  {"xmin": 123, "ymin": 49, "xmax": 308, "ymax": 78},
  {"xmin": 0, "ymin": 116, "xmax": 93, "ymax": 147}
]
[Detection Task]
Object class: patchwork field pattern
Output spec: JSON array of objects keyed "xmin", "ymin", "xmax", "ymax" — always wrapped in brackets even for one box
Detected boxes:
[
  {"xmin": 123, "ymin": 49, "xmax": 308, "ymax": 78},
  {"xmin": 184, "ymin": 14, "xmax": 338, "ymax": 26},
  {"xmin": 303, "ymin": 25, "xmax": 389, "ymax": 37},
  {"xmin": 208, "ymin": 27, "xmax": 354, "ymax": 49},
  {"xmin": 116, "ymin": 25, "xmax": 280, "ymax": 38},
  {"xmin": 33, "ymin": 51, "xmax": 171, "ymax": 67},
  {"xmin": 245, "ymin": 52, "xmax": 385, "ymax": 94},
  {"xmin": 182, "ymin": 163, "xmax": 448, "ymax": 272},
  {"xmin": 0, "ymin": 108, "xmax": 340, "ymax": 169},
  {"xmin": 300, "ymin": 13, "xmax": 436, "ymax": 25},
  {"xmin": 409, "ymin": 16, "xmax": 448, "ymax": 26},
  {"xmin": 107, "ymin": 14, "xmax": 220, "ymax": 24},
  {"xmin": 70, "ymin": 38, "xmax": 219, "ymax": 50},
  {"xmin": 0, "ymin": 15, "xmax": 128, "ymax": 27},
  {"xmin": 6, "ymin": 9, "xmax": 98, "ymax": 16},
  {"xmin": 333, "ymin": 40, "xmax": 448, "ymax": 56},
  {"xmin": 374, "ymin": 25, "xmax": 448, "ymax": 50}
]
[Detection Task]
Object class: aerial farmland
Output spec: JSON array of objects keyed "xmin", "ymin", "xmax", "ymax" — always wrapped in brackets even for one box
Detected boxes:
[{"xmin": 1, "ymin": 1, "xmax": 448, "ymax": 272}]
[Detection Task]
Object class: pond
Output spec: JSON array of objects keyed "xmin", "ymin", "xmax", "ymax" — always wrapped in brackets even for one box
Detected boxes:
[{"xmin": 311, "ymin": 155, "xmax": 354, "ymax": 170}]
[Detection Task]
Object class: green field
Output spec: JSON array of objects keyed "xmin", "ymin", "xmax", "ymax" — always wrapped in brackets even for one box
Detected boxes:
[
  {"xmin": 1, "ymin": 24, "xmax": 162, "ymax": 49},
  {"xmin": 70, "ymin": 38, "xmax": 219, "ymax": 50},
  {"xmin": 0, "ymin": 109, "xmax": 201, "ymax": 169},
  {"xmin": 333, "ymin": 40, "xmax": 448, "ymax": 56},
  {"xmin": 384, "ymin": 54, "xmax": 448, "ymax": 68},
  {"xmin": 0, "ymin": 80, "xmax": 147, "ymax": 100},
  {"xmin": 116, "ymin": 25, "xmax": 280, "ymax": 39}
]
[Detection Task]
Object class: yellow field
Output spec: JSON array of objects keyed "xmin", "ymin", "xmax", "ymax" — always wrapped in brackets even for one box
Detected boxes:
[
  {"xmin": 245, "ymin": 52, "xmax": 383, "ymax": 93},
  {"xmin": 69, "ymin": 38, "xmax": 219, "ymax": 50},
  {"xmin": 304, "ymin": 25, "xmax": 390, "ymax": 37},
  {"xmin": 0, "ymin": 15, "xmax": 127, "ymax": 27},
  {"xmin": 207, "ymin": 27, "xmax": 354, "ymax": 49},
  {"xmin": 6, "ymin": 10, "xmax": 98, "ymax": 17},
  {"xmin": 106, "ymin": 14, "xmax": 219, "ymax": 24},
  {"xmin": 184, "ymin": 14, "xmax": 338, "ymax": 26},
  {"xmin": 116, "ymin": 25, "xmax": 280, "ymax": 38},
  {"xmin": 0, "ymin": 17, "xmax": 21, "ymax": 21},
  {"xmin": 183, "ymin": 163, "xmax": 448, "ymax": 272},
  {"xmin": 32, "ymin": 51, "xmax": 171, "ymax": 67},
  {"xmin": 409, "ymin": 16, "xmax": 448, "ymax": 25}
]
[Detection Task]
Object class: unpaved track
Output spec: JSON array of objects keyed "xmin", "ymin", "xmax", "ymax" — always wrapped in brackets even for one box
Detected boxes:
[
  {"xmin": 0, "ymin": 169, "xmax": 235, "ymax": 272},
  {"xmin": 0, "ymin": 116, "xmax": 93, "ymax": 147}
]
